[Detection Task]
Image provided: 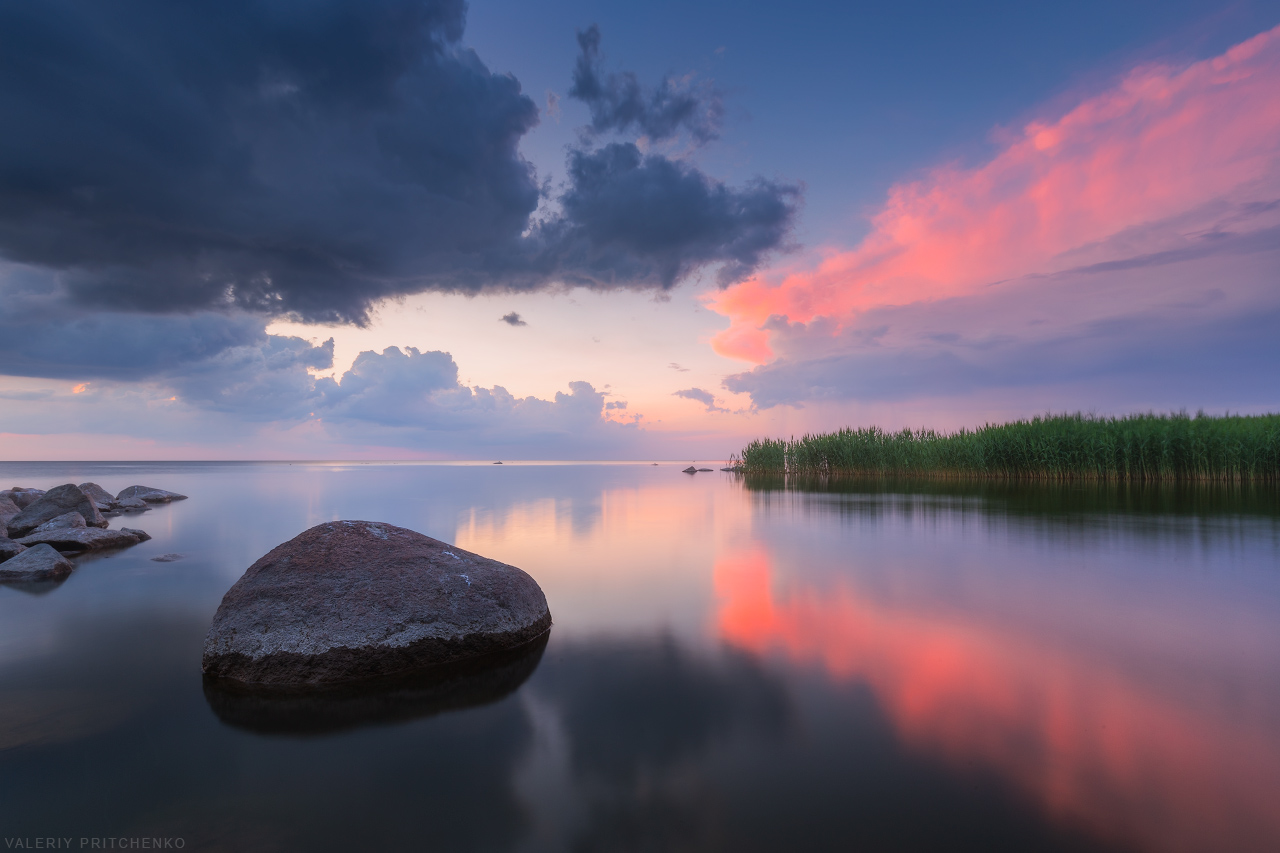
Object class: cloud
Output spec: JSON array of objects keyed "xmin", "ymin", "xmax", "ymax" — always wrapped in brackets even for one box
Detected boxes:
[
  {"xmin": 0, "ymin": 335, "xmax": 652, "ymax": 456},
  {"xmin": 0, "ymin": 3, "xmax": 798, "ymax": 326},
  {"xmin": 668, "ymin": 363, "xmax": 690, "ymax": 372},
  {"xmin": 673, "ymin": 387, "xmax": 728, "ymax": 414},
  {"xmin": 500, "ymin": 312, "xmax": 528, "ymax": 326},
  {"xmin": 710, "ymin": 24, "xmax": 1280, "ymax": 414},
  {"xmin": 543, "ymin": 143, "xmax": 799, "ymax": 289},
  {"xmin": 706, "ymin": 24, "xmax": 1280, "ymax": 366},
  {"xmin": 569, "ymin": 25, "xmax": 723, "ymax": 145}
]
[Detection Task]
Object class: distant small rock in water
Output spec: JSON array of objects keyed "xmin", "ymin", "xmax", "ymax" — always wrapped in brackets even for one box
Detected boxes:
[
  {"xmin": 202, "ymin": 520, "xmax": 552, "ymax": 687},
  {"xmin": 117, "ymin": 485, "xmax": 187, "ymax": 504},
  {"xmin": 682, "ymin": 466, "xmax": 698, "ymax": 474},
  {"xmin": 151, "ymin": 553, "xmax": 184, "ymax": 562},
  {"xmin": 493, "ymin": 461, "xmax": 503, "ymax": 464},
  {"xmin": 697, "ymin": 468, "xmax": 714, "ymax": 472}
]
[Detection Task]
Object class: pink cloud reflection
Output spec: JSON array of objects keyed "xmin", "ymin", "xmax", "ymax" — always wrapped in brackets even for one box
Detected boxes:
[{"xmin": 707, "ymin": 25, "xmax": 1280, "ymax": 363}]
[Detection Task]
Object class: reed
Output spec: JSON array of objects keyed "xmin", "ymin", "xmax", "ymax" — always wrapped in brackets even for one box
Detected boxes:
[{"xmin": 737, "ymin": 412, "xmax": 1280, "ymax": 481}]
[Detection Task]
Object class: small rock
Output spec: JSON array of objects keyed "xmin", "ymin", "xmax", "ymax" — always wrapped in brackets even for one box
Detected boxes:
[
  {"xmin": 2, "ymin": 488, "xmax": 46, "ymax": 510},
  {"xmin": 0, "ymin": 538, "xmax": 26, "ymax": 564},
  {"xmin": 0, "ymin": 494, "xmax": 20, "ymax": 529},
  {"xmin": 202, "ymin": 520, "xmax": 551, "ymax": 686},
  {"xmin": 0, "ymin": 543, "xmax": 74, "ymax": 581},
  {"xmin": 682, "ymin": 466, "xmax": 698, "ymax": 474},
  {"xmin": 150, "ymin": 553, "xmax": 184, "ymax": 562},
  {"xmin": 697, "ymin": 468, "xmax": 713, "ymax": 472},
  {"xmin": 115, "ymin": 497, "xmax": 150, "ymax": 511},
  {"xmin": 78, "ymin": 482, "xmax": 118, "ymax": 511},
  {"xmin": 116, "ymin": 485, "xmax": 188, "ymax": 504},
  {"xmin": 121, "ymin": 527, "xmax": 152, "ymax": 542},
  {"xmin": 17, "ymin": 527, "xmax": 141, "ymax": 553},
  {"xmin": 7, "ymin": 484, "xmax": 107, "ymax": 538},
  {"xmin": 30, "ymin": 511, "xmax": 88, "ymax": 535}
]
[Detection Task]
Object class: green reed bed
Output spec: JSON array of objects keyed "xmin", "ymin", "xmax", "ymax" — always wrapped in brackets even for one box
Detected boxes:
[{"xmin": 736, "ymin": 412, "xmax": 1280, "ymax": 481}]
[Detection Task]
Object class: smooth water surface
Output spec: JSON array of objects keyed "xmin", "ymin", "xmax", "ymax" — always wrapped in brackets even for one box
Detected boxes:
[{"xmin": 1, "ymin": 462, "xmax": 1278, "ymax": 852}]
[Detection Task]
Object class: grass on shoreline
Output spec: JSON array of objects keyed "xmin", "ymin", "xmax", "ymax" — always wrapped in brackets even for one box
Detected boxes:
[{"xmin": 736, "ymin": 412, "xmax": 1280, "ymax": 481}]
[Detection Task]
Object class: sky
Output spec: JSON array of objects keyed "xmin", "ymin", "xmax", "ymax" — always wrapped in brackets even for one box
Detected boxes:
[{"xmin": 1, "ymin": 0, "xmax": 1278, "ymax": 460}]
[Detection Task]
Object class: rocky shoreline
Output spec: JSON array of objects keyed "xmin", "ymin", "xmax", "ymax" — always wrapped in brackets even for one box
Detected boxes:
[{"xmin": 0, "ymin": 483, "xmax": 185, "ymax": 581}]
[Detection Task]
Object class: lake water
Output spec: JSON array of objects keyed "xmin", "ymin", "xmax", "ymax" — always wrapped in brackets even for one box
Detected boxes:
[{"xmin": 1, "ymin": 462, "xmax": 1278, "ymax": 852}]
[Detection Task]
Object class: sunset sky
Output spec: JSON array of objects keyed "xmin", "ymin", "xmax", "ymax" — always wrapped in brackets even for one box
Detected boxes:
[{"xmin": 1, "ymin": 0, "xmax": 1278, "ymax": 459}]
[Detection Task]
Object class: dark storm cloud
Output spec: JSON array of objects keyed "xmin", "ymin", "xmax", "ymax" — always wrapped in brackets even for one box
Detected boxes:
[
  {"xmin": 542, "ymin": 144, "xmax": 799, "ymax": 288},
  {"xmin": 500, "ymin": 312, "xmax": 528, "ymax": 326},
  {"xmin": 0, "ymin": 2, "xmax": 798, "ymax": 327},
  {"xmin": 569, "ymin": 24, "xmax": 724, "ymax": 144}
]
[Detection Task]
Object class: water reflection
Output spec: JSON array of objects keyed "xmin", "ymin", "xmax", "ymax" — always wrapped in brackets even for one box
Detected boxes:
[
  {"xmin": 0, "ymin": 462, "xmax": 1275, "ymax": 852},
  {"xmin": 714, "ymin": 546, "xmax": 1280, "ymax": 853},
  {"xmin": 203, "ymin": 632, "xmax": 550, "ymax": 735}
]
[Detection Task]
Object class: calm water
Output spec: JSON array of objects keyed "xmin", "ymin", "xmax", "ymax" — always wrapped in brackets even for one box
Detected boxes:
[{"xmin": 1, "ymin": 462, "xmax": 1278, "ymax": 852}]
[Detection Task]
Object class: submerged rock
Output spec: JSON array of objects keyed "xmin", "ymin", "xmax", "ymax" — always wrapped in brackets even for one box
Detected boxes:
[
  {"xmin": 78, "ymin": 482, "xmax": 118, "ymax": 511},
  {"xmin": 203, "ymin": 631, "xmax": 548, "ymax": 735},
  {"xmin": 6, "ymin": 484, "xmax": 106, "ymax": 538},
  {"xmin": 17, "ymin": 526, "xmax": 142, "ymax": 553},
  {"xmin": 30, "ymin": 511, "xmax": 87, "ymax": 535},
  {"xmin": 0, "ymin": 538, "xmax": 26, "ymax": 564},
  {"xmin": 0, "ymin": 543, "xmax": 74, "ymax": 581},
  {"xmin": 202, "ymin": 520, "xmax": 552, "ymax": 687},
  {"xmin": 116, "ymin": 485, "xmax": 187, "ymax": 504},
  {"xmin": 151, "ymin": 553, "xmax": 184, "ymax": 562}
]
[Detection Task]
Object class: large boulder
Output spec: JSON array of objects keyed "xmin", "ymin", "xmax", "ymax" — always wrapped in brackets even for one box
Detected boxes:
[
  {"xmin": 0, "ymin": 543, "xmax": 73, "ymax": 581},
  {"xmin": 78, "ymin": 483, "xmax": 118, "ymax": 511},
  {"xmin": 116, "ymin": 485, "xmax": 187, "ymax": 504},
  {"xmin": 0, "ymin": 538, "xmax": 25, "ymax": 564},
  {"xmin": 17, "ymin": 526, "xmax": 142, "ymax": 553},
  {"xmin": 7, "ymin": 484, "xmax": 106, "ymax": 538},
  {"xmin": 202, "ymin": 521, "xmax": 552, "ymax": 687}
]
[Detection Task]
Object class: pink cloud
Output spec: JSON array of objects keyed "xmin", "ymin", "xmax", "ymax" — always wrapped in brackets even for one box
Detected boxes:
[{"xmin": 707, "ymin": 25, "xmax": 1280, "ymax": 363}]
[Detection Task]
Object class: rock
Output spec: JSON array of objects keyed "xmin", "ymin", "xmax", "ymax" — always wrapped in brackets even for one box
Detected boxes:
[
  {"xmin": 202, "ymin": 520, "xmax": 552, "ymax": 686},
  {"xmin": 697, "ymin": 468, "xmax": 713, "ymax": 472},
  {"xmin": 0, "ymin": 538, "xmax": 26, "ymax": 564},
  {"xmin": 78, "ymin": 482, "xmax": 118, "ymax": 511},
  {"xmin": 17, "ymin": 527, "xmax": 141, "ymax": 553},
  {"xmin": 203, "ymin": 631, "xmax": 548, "ymax": 735},
  {"xmin": 30, "ymin": 511, "xmax": 87, "ymax": 535},
  {"xmin": 2, "ymin": 488, "xmax": 46, "ymax": 509},
  {"xmin": 0, "ymin": 494, "xmax": 20, "ymax": 529},
  {"xmin": 682, "ymin": 466, "xmax": 698, "ymax": 474},
  {"xmin": 6, "ymin": 484, "xmax": 107, "ymax": 538},
  {"xmin": 115, "ymin": 497, "xmax": 150, "ymax": 511},
  {"xmin": 116, "ymin": 485, "xmax": 188, "ymax": 504},
  {"xmin": 0, "ymin": 543, "xmax": 74, "ymax": 581},
  {"xmin": 121, "ymin": 527, "xmax": 151, "ymax": 542},
  {"xmin": 151, "ymin": 553, "xmax": 183, "ymax": 562},
  {"xmin": 719, "ymin": 467, "xmax": 736, "ymax": 472}
]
